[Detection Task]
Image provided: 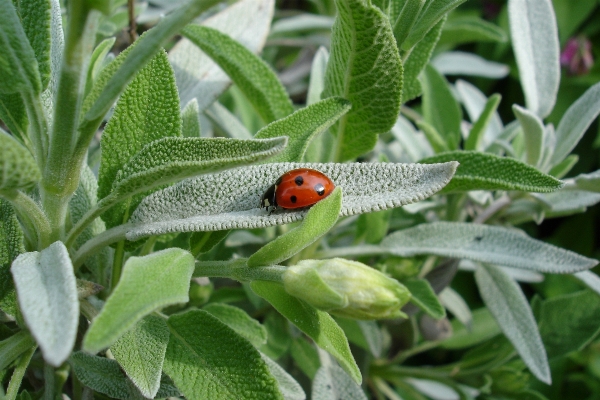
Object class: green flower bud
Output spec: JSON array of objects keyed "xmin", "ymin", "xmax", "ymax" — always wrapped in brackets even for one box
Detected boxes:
[{"xmin": 282, "ymin": 258, "xmax": 411, "ymax": 320}]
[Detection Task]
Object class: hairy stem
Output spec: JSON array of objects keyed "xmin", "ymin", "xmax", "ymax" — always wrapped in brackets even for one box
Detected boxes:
[{"xmin": 1, "ymin": 189, "xmax": 52, "ymax": 248}]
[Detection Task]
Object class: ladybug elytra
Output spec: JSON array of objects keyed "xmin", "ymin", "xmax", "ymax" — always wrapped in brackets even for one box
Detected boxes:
[{"xmin": 260, "ymin": 168, "xmax": 335, "ymax": 212}]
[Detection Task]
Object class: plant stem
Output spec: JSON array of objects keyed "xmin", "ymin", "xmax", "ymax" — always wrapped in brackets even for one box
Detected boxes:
[
  {"xmin": 313, "ymin": 245, "xmax": 387, "ymax": 259},
  {"xmin": 5, "ymin": 346, "xmax": 36, "ymax": 400},
  {"xmin": 0, "ymin": 331, "xmax": 36, "ymax": 372},
  {"xmin": 111, "ymin": 240, "xmax": 126, "ymax": 291},
  {"xmin": 21, "ymin": 91, "xmax": 48, "ymax": 168},
  {"xmin": 44, "ymin": 364, "xmax": 55, "ymax": 400},
  {"xmin": 473, "ymin": 195, "xmax": 511, "ymax": 224},
  {"xmin": 71, "ymin": 224, "xmax": 130, "ymax": 269},
  {"xmin": 194, "ymin": 260, "xmax": 287, "ymax": 283},
  {"xmin": 1, "ymin": 189, "xmax": 52, "ymax": 248},
  {"xmin": 65, "ymin": 196, "xmax": 113, "ymax": 249}
]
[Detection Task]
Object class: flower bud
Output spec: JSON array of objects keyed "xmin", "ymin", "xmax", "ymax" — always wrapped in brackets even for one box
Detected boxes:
[{"xmin": 282, "ymin": 258, "xmax": 411, "ymax": 320}]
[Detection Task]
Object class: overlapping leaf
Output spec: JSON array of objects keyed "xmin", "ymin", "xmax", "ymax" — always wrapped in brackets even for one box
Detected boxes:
[
  {"xmin": 0, "ymin": 130, "xmax": 41, "ymax": 190},
  {"xmin": 0, "ymin": 199, "xmax": 24, "ymax": 317}
]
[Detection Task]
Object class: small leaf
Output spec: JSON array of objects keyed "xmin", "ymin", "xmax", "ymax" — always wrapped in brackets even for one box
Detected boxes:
[
  {"xmin": 0, "ymin": 199, "xmax": 24, "ymax": 317},
  {"xmin": 549, "ymin": 154, "xmax": 578, "ymax": 179},
  {"xmin": 204, "ymin": 101, "xmax": 253, "ymax": 139},
  {"xmin": 441, "ymin": 308, "xmax": 500, "ymax": 349},
  {"xmin": 393, "ymin": 0, "xmax": 425, "ymax": 47},
  {"xmin": 432, "ymin": 52, "xmax": 509, "ymax": 79},
  {"xmin": 402, "ymin": 18, "xmax": 444, "ymax": 103},
  {"xmin": 110, "ymin": 315, "xmax": 170, "ymax": 398},
  {"xmin": 537, "ymin": 290, "xmax": 600, "ymax": 359},
  {"xmin": 513, "ymin": 105, "xmax": 544, "ymax": 166},
  {"xmin": 455, "ymin": 80, "xmax": 503, "ymax": 148},
  {"xmin": 183, "ymin": 25, "xmax": 293, "ymax": 123},
  {"xmin": 251, "ymin": 280, "xmax": 361, "ymax": 384},
  {"xmin": 18, "ymin": 0, "xmax": 52, "ymax": 90},
  {"xmin": 127, "ymin": 162, "xmax": 457, "ymax": 240},
  {"xmin": 474, "ymin": 263, "xmax": 551, "ymax": 384},
  {"xmin": 11, "ymin": 241, "xmax": 78, "ymax": 366},
  {"xmin": 404, "ymin": 0, "xmax": 468, "ymax": 49},
  {"xmin": 0, "ymin": 331, "xmax": 36, "ymax": 372},
  {"xmin": 508, "ymin": 0, "xmax": 560, "ymax": 118},
  {"xmin": 534, "ymin": 190, "xmax": 600, "ymax": 215},
  {"xmin": 403, "ymin": 279, "xmax": 445, "ymax": 319},
  {"xmin": 0, "ymin": 93, "xmax": 28, "ymax": 140},
  {"xmin": 98, "ymin": 50, "xmax": 181, "ymax": 228},
  {"xmin": 421, "ymin": 64, "xmax": 462, "ymax": 149},
  {"xmin": 260, "ymin": 352, "xmax": 306, "ymax": 400},
  {"xmin": 323, "ymin": 0, "xmax": 403, "ymax": 161},
  {"xmin": 420, "ymin": 151, "xmax": 563, "ymax": 193},
  {"xmin": 83, "ymin": 249, "xmax": 194, "ymax": 353},
  {"xmin": 248, "ymin": 188, "xmax": 342, "ymax": 267},
  {"xmin": 0, "ymin": 130, "xmax": 41, "ymax": 190},
  {"xmin": 290, "ymin": 337, "xmax": 320, "ymax": 379},
  {"xmin": 439, "ymin": 287, "xmax": 472, "ymax": 329},
  {"xmin": 416, "ymin": 120, "xmax": 449, "ymax": 153},
  {"xmin": 170, "ymin": 0, "xmax": 275, "ymax": 110},
  {"xmin": 182, "ymin": 99, "xmax": 201, "ymax": 137},
  {"xmin": 573, "ymin": 169, "xmax": 600, "ymax": 192},
  {"xmin": 438, "ymin": 16, "xmax": 507, "ymax": 47},
  {"xmin": 312, "ymin": 364, "xmax": 367, "ymax": 400},
  {"xmin": 255, "ymin": 98, "xmax": 351, "ymax": 162},
  {"xmin": 164, "ymin": 309, "xmax": 283, "ymax": 400},
  {"xmin": 0, "ymin": 0, "xmax": 41, "ymax": 94},
  {"xmin": 551, "ymin": 82, "xmax": 600, "ymax": 165},
  {"xmin": 465, "ymin": 94, "xmax": 502, "ymax": 151},
  {"xmin": 381, "ymin": 222, "xmax": 598, "ymax": 274},
  {"xmin": 203, "ymin": 302, "xmax": 267, "ymax": 347}
]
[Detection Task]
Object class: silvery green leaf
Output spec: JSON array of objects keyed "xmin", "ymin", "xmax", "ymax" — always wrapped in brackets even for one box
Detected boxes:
[
  {"xmin": 432, "ymin": 52, "xmax": 509, "ymax": 79},
  {"xmin": 474, "ymin": 263, "xmax": 551, "ymax": 384},
  {"xmin": 312, "ymin": 364, "xmax": 367, "ymax": 400},
  {"xmin": 464, "ymin": 94, "xmax": 502, "ymax": 151},
  {"xmin": 11, "ymin": 241, "xmax": 78, "ymax": 366},
  {"xmin": 574, "ymin": 271, "xmax": 600, "ymax": 296},
  {"xmin": 203, "ymin": 302, "xmax": 267, "ymax": 347},
  {"xmin": 403, "ymin": 0, "xmax": 467, "ymax": 49},
  {"xmin": 260, "ymin": 352, "xmax": 306, "ymax": 400},
  {"xmin": 170, "ymin": 0, "xmax": 275, "ymax": 110},
  {"xmin": 455, "ymin": 80, "xmax": 503, "ymax": 149},
  {"xmin": 573, "ymin": 170, "xmax": 600, "ymax": 192},
  {"xmin": 306, "ymin": 46, "xmax": 329, "ymax": 106},
  {"xmin": 459, "ymin": 260, "xmax": 544, "ymax": 283},
  {"xmin": 513, "ymin": 105, "xmax": 544, "ymax": 166},
  {"xmin": 438, "ymin": 16, "xmax": 507, "ymax": 47},
  {"xmin": 127, "ymin": 162, "xmax": 457, "ymax": 240},
  {"xmin": 182, "ymin": 99, "xmax": 201, "ymax": 137},
  {"xmin": 508, "ymin": 0, "xmax": 560, "ymax": 118},
  {"xmin": 83, "ymin": 249, "xmax": 194, "ymax": 353},
  {"xmin": 551, "ymin": 82, "xmax": 600, "ymax": 165},
  {"xmin": 270, "ymin": 14, "xmax": 334, "ymax": 35},
  {"xmin": 534, "ymin": 190, "xmax": 600, "ymax": 214},
  {"xmin": 381, "ymin": 222, "xmax": 598, "ymax": 274},
  {"xmin": 391, "ymin": 116, "xmax": 434, "ymax": 162},
  {"xmin": 204, "ymin": 101, "xmax": 252, "ymax": 140},
  {"xmin": 0, "ymin": 129, "xmax": 41, "ymax": 190},
  {"xmin": 404, "ymin": 378, "xmax": 460, "ymax": 400},
  {"xmin": 0, "ymin": 199, "xmax": 24, "ymax": 317},
  {"xmin": 439, "ymin": 288, "xmax": 472, "ymax": 329}
]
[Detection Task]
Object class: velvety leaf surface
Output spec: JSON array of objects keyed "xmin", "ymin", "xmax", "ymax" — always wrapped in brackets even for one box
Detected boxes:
[
  {"xmin": 111, "ymin": 315, "xmax": 170, "ymax": 398},
  {"xmin": 260, "ymin": 352, "xmax": 306, "ymax": 400},
  {"xmin": 0, "ymin": 199, "xmax": 24, "ymax": 317},
  {"xmin": 441, "ymin": 308, "xmax": 500, "ymax": 349},
  {"xmin": 0, "ymin": 331, "xmax": 36, "ymax": 372},
  {"xmin": 248, "ymin": 188, "xmax": 341, "ymax": 267},
  {"xmin": 83, "ymin": 249, "xmax": 194, "ymax": 353},
  {"xmin": 312, "ymin": 364, "xmax": 367, "ymax": 400},
  {"xmin": 203, "ymin": 302, "xmax": 267, "ymax": 348},
  {"xmin": 403, "ymin": 279, "xmax": 445, "ymax": 319},
  {"xmin": 163, "ymin": 309, "xmax": 283, "ymax": 400},
  {"xmin": 0, "ymin": 130, "xmax": 41, "ymax": 190},
  {"xmin": 573, "ymin": 169, "xmax": 600, "ymax": 192},
  {"xmin": 11, "ymin": 241, "xmax": 78, "ymax": 366},
  {"xmin": 0, "ymin": 0, "xmax": 41, "ymax": 94},
  {"xmin": 404, "ymin": 0, "xmax": 468, "ymax": 48},
  {"xmin": 182, "ymin": 99, "xmax": 201, "ymax": 137},
  {"xmin": 475, "ymin": 264, "xmax": 551, "ymax": 384},
  {"xmin": 18, "ymin": 0, "xmax": 51, "ymax": 90},
  {"xmin": 464, "ymin": 94, "xmax": 502, "ymax": 151},
  {"xmin": 251, "ymin": 280, "xmax": 361, "ymax": 384},
  {"xmin": 438, "ymin": 16, "xmax": 507, "ymax": 47},
  {"xmin": 420, "ymin": 151, "xmax": 563, "ymax": 193},
  {"xmin": 432, "ymin": 52, "xmax": 509, "ymax": 79},
  {"xmin": 183, "ymin": 25, "xmax": 293, "ymax": 123},
  {"xmin": 381, "ymin": 222, "xmax": 598, "ymax": 273},
  {"xmin": 127, "ymin": 162, "xmax": 457, "ymax": 240},
  {"xmin": 513, "ymin": 105, "xmax": 544, "ymax": 166},
  {"xmin": 537, "ymin": 290, "xmax": 600, "ymax": 359},
  {"xmin": 170, "ymin": 0, "xmax": 275, "ymax": 110},
  {"xmin": 255, "ymin": 98, "xmax": 351, "ymax": 162},
  {"xmin": 508, "ymin": 0, "xmax": 559, "ymax": 118},
  {"xmin": 0, "ymin": 93, "xmax": 28, "ymax": 140},
  {"xmin": 323, "ymin": 0, "xmax": 403, "ymax": 160},
  {"xmin": 98, "ymin": 50, "xmax": 181, "ymax": 228}
]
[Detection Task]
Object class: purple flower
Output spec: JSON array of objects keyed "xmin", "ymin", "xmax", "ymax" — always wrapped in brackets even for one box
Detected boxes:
[{"xmin": 561, "ymin": 36, "xmax": 594, "ymax": 75}]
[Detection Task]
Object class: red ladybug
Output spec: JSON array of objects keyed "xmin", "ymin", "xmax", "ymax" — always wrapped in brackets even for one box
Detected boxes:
[{"xmin": 260, "ymin": 168, "xmax": 335, "ymax": 212}]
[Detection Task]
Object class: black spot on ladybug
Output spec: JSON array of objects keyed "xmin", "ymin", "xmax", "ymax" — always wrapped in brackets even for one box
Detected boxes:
[
  {"xmin": 314, "ymin": 183, "xmax": 325, "ymax": 196},
  {"xmin": 294, "ymin": 176, "xmax": 304, "ymax": 186},
  {"xmin": 290, "ymin": 195, "xmax": 297, "ymax": 203}
]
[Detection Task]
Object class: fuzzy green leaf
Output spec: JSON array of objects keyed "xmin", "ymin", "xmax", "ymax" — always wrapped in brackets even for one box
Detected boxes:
[
  {"xmin": 513, "ymin": 105, "xmax": 544, "ymax": 166},
  {"xmin": 441, "ymin": 308, "xmax": 500, "ymax": 349},
  {"xmin": 260, "ymin": 352, "xmax": 306, "ymax": 400},
  {"xmin": 438, "ymin": 16, "xmax": 507, "ymax": 47},
  {"xmin": 98, "ymin": 50, "xmax": 181, "ymax": 228},
  {"xmin": 18, "ymin": 0, "xmax": 52, "ymax": 90},
  {"xmin": 203, "ymin": 303, "xmax": 267, "ymax": 347},
  {"xmin": 11, "ymin": 241, "xmax": 78, "ymax": 366},
  {"xmin": 404, "ymin": 0, "xmax": 467, "ymax": 49},
  {"xmin": 248, "ymin": 187, "xmax": 342, "ymax": 267},
  {"xmin": 402, "ymin": 18, "xmax": 444, "ymax": 103},
  {"xmin": 573, "ymin": 170, "xmax": 600, "ymax": 192},
  {"xmin": 323, "ymin": 0, "xmax": 403, "ymax": 161},
  {"xmin": 0, "ymin": 93, "xmax": 28, "ymax": 140},
  {"xmin": 403, "ymin": 278, "xmax": 445, "ymax": 319},
  {"xmin": 0, "ymin": 0, "xmax": 41, "ymax": 94},
  {"xmin": 255, "ymin": 98, "xmax": 351, "ymax": 162},
  {"xmin": 83, "ymin": 249, "xmax": 194, "ymax": 353},
  {"xmin": 251, "ymin": 280, "xmax": 361, "ymax": 384},
  {"xmin": 182, "ymin": 99, "xmax": 201, "ymax": 137},
  {"xmin": 170, "ymin": 0, "xmax": 275, "ymax": 111},
  {"xmin": 537, "ymin": 290, "xmax": 600, "ymax": 359},
  {"xmin": 508, "ymin": 0, "xmax": 559, "ymax": 118},
  {"xmin": 0, "ymin": 199, "xmax": 24, "ymax": 317},
  {"xmin": 183, "ymin": 25, "xmax": 293, "ymax": 123},
  {"xmin": 0, "ymin": 331, "xmax": 36, "ymax": 372},
  {"xmin": 127, "ymin": 162, "xmax": 457, "ymax": 240},
  {"xmin": 416, "ymin": 120, "xmax": 449, "ymax": 154},
  {"xmin": 164, "ymin": 309, "xmax": 283, "ymax": 400},
  {"xmin": 421, "ymin": 64, "xmax": 462, "ymax": 150},
  {"xmin": 312, "ymin": 364, "xmax": 367, "ymax": 400},
  {"xmin": 392, "ymin": 0, "xmax": 425, "ymax": 47},
  {"xmin": 382, "ymin": 222, "xmax": 598, "ymax": 274},
  {"xmin": 420, "ymin": 151, "xmax": 563, "ymax": 193},
  {"xmin": 111, "ymin": 315, "xmax": 170, "ymax": 398},
  {"xmin": 549, "ymin": 154, "xmax": 578, "ymax": 179},
  {"xmin": 204, "ymin": 102, "xmax": 252, "ymax": 139},
  {"xmin": 475, "ymin": 263, "xmax": 550, "ymax": 384},
  {"xmin": 551, "ymin": 82, "xmax": 600, "ymax": 165},
  {"xmin": 0, "ymin": 130, "xmax": 41, "ymax": 190},
  {"xmin": 455, "ymin": 80, "xmax": 503, "ymax": 148},
  {"xmin": 465, "ymin": 94, "xmax": 502, "ymax": 151},
  {"xmin": 432, "ymin": 52, "xmax": 509, "ymax": 79}
]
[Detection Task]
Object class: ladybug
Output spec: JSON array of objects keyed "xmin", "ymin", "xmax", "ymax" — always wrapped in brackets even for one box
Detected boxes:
[{"xmin": 260, "ymin": 168, "xmax": 335, "ymax": 212}]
